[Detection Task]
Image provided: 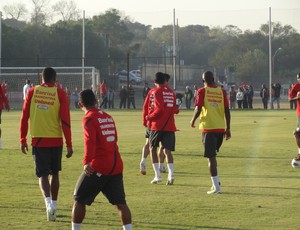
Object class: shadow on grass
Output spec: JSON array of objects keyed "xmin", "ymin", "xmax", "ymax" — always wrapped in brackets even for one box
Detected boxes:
[
  {"xmin": 219, "ymin": 155, "xmax": 289, "ymax": 160},
  {"xmin": 134, "ymin": 221, "xmax": 244, "ymax": 230}
]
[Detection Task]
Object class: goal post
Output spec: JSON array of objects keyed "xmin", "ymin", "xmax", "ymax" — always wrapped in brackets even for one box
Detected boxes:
[{"xmin": 0, "ymin": 66, "xmax": 100, "ymax": 110}]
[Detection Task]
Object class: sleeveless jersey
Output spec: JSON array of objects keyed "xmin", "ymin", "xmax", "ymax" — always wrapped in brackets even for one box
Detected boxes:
[
  {"xmin": 199, "ymin": 86, "xmax": 225, "ymax": 130},
  {"xmin": 30, "ymin": 85, "xmax": 62, "ymax": 138}
]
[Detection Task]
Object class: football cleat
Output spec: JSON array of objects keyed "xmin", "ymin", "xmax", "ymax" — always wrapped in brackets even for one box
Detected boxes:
[
  {"xmin": 140, "ymin": 162, "xmax": 146, "ymax": 175},
  {"xmin": 46, "ymin": 204, "xmax": 56, "ymax": 221},
  {"xmin": 150, "ymin": 177, "xmax": 162, "ymax": 184},
  {"xmin": 207, "ymin": 189, "xmax": 222, "ymax": 194},
  {"xmin": 166, "ymin": 178, "xmax": 174, "ymax": 185}
]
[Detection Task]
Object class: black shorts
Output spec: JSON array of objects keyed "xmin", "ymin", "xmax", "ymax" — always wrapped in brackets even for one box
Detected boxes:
[
  {"xmin": 74, "ymin": 172, "xmax": 126, "ymax": 206},
  {"xmin": 145, "ymin": 127, "xmax": 151, "ymax": 138},
  {"xmin": 149, "ymin": 130, "xmax": 175, "ymax": 151},
  {"xmin": 202, "ymin": 132, "xmax": 224, "ymax": 158},
  {"xmin": 33, "ymin": 147, "xmax": 62, "ymax": 177}
]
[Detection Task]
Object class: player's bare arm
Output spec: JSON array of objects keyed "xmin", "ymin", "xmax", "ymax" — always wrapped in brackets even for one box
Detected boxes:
[{"xmin": 190, "ymin": 106, "xmax": 201, "ymax": 128}]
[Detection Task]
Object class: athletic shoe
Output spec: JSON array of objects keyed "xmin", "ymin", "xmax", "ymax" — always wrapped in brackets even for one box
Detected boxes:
[
  {"xmin": 207, "ymin": 187, "xmax": 222, "ymax": 194},
  {"xmin": 166, "ymin": 178, "xmax": 174, "ymax": 185},
  {"xmin": 150, "ymin": 177, "xmax": 162, "ymax": 184},
  {"xmin": 160, "ymin": 165, "xmax": 167, "ymax": 173},
  {"xmin": 140, "ymin": 162, "xmax": 146, "ymax": 175},
  {"xmin": 46, "ymin": 204, "xmax": 56, "ymax": 221}
]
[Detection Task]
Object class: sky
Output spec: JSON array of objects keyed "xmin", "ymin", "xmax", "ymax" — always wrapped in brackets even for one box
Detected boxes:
[{"xmin": 0, "ymin": 0, "xmax": 299, "ymax": 32}]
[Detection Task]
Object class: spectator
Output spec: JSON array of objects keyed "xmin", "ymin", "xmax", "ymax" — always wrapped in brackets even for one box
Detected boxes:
[
  {"xmin": 247, "ymin": 85, "xmax": 254, "ymax": 109},
  {"xmin": 65, "ymin": 86, "xmax": 71, "ymax": 106},
  {"xmin": 229, "ymin": 85, "xmax": 236, "ymax": 110},
  {"xmin": 107, "ymin": 86, "xmax": 115, "ymax": 109},
  {"xmin": 127, "ymin": 84, "xmax": 136, "ymax": 109},
  {"xmin": 193, "ymin": 85, "xmax": 198, "ymax": 103},
  {"xmin": 23, "ymin": 79, "xmax": 31, "ymax": 100},
  {"xmin": 119, "ymin": 86, "xmax": 127, "ymax": 109},
  {"xmin": 142, "ymin": 82, "xmax": 151, "ymax": 101},
  {"xmin": 99, "ymin": 80, "xmax": 107, "ymax": 109},
  {"xmin": 271, "ymin": 82, "xmax": 281, "ymax": 109},
  {"xmin": 236, "ymin": 88, "xmax": 244, "ymax": 109},
  {"xmin": 241, "ymin": 83, "xmax": 249, "ymax": 109},
  {"xmin": 176, "ymin": 93, "xmax": 183, "ymax": 109},
  {"xmin": 184, "ymin": 86, "xmax": 193, "ymax": 109},
  {"xmin": 73, "ymin": 88, "xmax": 79, "ymax": 109},
  {"xmin": 260, "ymin": 84, "xmax": 269, "ymax": 109}
]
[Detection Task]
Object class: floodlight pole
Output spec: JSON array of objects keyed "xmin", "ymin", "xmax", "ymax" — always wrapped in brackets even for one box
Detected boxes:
[
  {"xmin": 268, "ymin": 7, "xmax": 272, "ymax": 110},
  {"xmin": 82, "ymin": 10, "xmax": 85, "ymax": 91}
]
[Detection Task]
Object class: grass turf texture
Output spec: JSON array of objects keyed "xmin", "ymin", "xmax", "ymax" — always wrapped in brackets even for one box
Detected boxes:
[{"xmin": 0, "ymin": 109, "xmax": 299, "ymax": 230}]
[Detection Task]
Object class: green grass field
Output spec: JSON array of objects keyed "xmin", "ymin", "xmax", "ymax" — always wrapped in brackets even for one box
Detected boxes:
[{"xmin": 0, "ymin": 109, "xmax": 299, "ymax": 230}]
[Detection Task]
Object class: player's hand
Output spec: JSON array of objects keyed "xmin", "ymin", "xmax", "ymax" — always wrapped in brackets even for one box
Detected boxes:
[
  {"xmin": 84, "ymin": 163, "xmax": 94, "ymax": 176},
  {"xmin": 66, "ymin": 147, "xmax": 73, "ymax": 158},
  {"xmin": 20, "ymin": 142, "xmax": 28, "ymax": 154},
  {"xmin": 6, "ymin": 105, "xmax": 10, "ymax": 112},
  {"xmin": 190, "ymin": 120, "xmax": 196, "ymax": 128},
  {"xmin": 297, "ymin": 92, "xmax": 300, "ymax": 98},
  {"xmin": 225, "ymin": 129, "xmax": 231, "ymax": 140}
]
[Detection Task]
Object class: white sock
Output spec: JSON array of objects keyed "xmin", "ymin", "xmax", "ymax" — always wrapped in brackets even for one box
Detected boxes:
[
  {"xmin": 72, "ymin": 222, "xmax": 81, "ymax": 230},
  {"xmin": 45, "ymin": 197, "xmax": 51, "ymax": 208},
  {"xmin": 298, "ymin": 148, "xmax": 300, "ymax": 154},
  {"xmin": 141, "ymin": 157, "xmax": 146, "ymax": 164},
  {"xmin": 152, "ymin": 163, "xmax": 161, "ymax": 178},
  {"xmin": 51, "ymin": 200, "xmax": 57, "ymax": 209},
  {"xmin": 211, "ymin": 176, "xmax": 220, "ymax": 190},
  {"xmin": 167, "ymin": 163, "xmax": 174, "ymax": 178},
  {"xmin": 123, "ymin": 224, "xmax": 132, "ymax": 230}
]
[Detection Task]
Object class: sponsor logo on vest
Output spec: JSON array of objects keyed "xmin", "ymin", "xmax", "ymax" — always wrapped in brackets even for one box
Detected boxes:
[
  {"xmin": 35, "ymin": 99, "xmax": 54, "ymax": 106},
  {"xmin": 37, "ymin": 104, "xmax": 49, "ymax": 110}
]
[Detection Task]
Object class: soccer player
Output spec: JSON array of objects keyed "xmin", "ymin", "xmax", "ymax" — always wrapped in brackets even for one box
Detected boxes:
[
  {"xmin": 190, "ymin": 71, "xmax": 231, "ymax": 194},
  {"xmin": 72, "ymin": 89, "xmax": 132, "ymax": 230},
  {"xmin": 20, "ymin": 67, "xmax": 73, "ymax": 221},
  {"xmin": 0, "ymin": 82, "xmax": 10, "ymax": 149},
  {"xmin": 146, "ymin": 72, "xmax": 178, "ymax": 185},
  {"xmin": 141, "ymin": 86, "xmax": 167, "ymax": 175},
  {"xmin": 288, "ymin": 73, "xmax": 300, "ymax": 161}
]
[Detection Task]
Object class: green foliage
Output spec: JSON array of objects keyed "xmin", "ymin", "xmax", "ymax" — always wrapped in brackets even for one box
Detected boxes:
[
  {"xmin": 1, "ymin": 8, "xmax": 300, "ymax": 84},
  {"xmin": 0, "ymin": 109, "xmax": 299, "ymax": 229}
]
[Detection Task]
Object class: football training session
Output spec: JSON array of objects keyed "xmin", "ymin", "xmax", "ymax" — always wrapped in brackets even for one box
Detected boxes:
[
  {"xmin": 0, "ymin": 106, "xmax": 299, "ymax": 229},
  {"xmin": 0, "ymin": 1, "xmax": 299, "ymax": 229}
]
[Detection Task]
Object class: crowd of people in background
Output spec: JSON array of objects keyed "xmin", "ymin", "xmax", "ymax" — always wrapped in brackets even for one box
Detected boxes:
[{"xmin": 17, "ymin": 73, "xmax": 298, "ymax": 112}]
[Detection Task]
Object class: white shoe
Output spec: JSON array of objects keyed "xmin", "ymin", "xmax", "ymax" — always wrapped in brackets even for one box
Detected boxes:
[
  {"xmin": 166, "ymin": 177, "xmax": 174, "ymax": 185},
  {"xmin": 207, "ymin": 187, "xmax": 221, "ymax": 194},
  {"xmin": 150, "ymin": 177, "xmax": 162, "ymax": 184},
  {"xmin": 46, "ymin": 204, "xmax": 56, "ymax": 221},
  {"xmin": 140, "ymin": 162, "xmax": 146, "ymax": 175}
]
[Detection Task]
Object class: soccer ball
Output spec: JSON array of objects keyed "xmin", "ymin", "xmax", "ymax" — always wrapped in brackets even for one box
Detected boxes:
[{"xmin": 291, "ymin": 158, "xmax": 300, "ymax": 168}]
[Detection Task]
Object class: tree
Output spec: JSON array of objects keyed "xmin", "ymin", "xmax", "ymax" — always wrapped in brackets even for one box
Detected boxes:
[
  {"xmin": 2, "ymin": 3, "xmax": 28, "ymax": 20},
  {"xmin": 31, "ymin": 0, "xmax": 51, "ymax": 25},
  {"xmin": 52, "ymin": 0, "xmax": 80, "ymax": 21}
]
